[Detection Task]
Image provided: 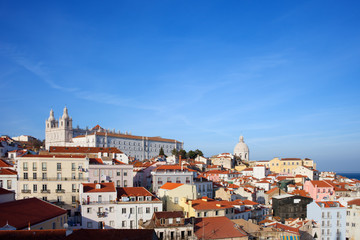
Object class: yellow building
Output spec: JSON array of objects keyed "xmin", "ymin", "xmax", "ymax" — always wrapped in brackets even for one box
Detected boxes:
[
  {"xmin": 179, "ymin": 197, "xmax": 235, "ymax": 219},
  {"xmin": 17, "ymin": 154, "xmax": 89, "ymax": 213},
  {"xmin": 157, "ymin": 183, "xmax": 198, "ymax": 211},
  {"xmin": 253, "ymin": 158, "xmax": 316, "ymax": 174}
]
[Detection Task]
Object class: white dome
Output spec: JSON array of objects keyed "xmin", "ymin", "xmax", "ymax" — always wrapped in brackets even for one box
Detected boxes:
[
  {"xmin": 48, "ymin": 109, "xmax": 55, "ymax": 121},
  {"xmin": 233, "ymin": 136, "xmax": 249, "ymax": 160}
]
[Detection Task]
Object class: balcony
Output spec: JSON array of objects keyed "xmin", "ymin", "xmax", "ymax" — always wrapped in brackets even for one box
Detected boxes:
[
  {"xmin": 97, "ymin": 212, "xmax": 107, "ymax": 218},
  {"xmin": 56, "ymin": 189, "xmax": 65, "ymax": 193},
  {"xmin": 41, "ymin": 189, "xmax": 51, "ymax": 193},
  {"xmin": 21, "ymin": 189, "xmax": 31, "ymax": 193}
]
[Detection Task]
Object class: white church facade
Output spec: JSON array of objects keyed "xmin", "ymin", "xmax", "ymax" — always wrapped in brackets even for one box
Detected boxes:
[
  {"xmin": 233, "ymin": 135, "xmax": 249, "ymax": 162},
  {"xmin": 45, "ymin": 107, "xmax": 183, "ymax": 161}
]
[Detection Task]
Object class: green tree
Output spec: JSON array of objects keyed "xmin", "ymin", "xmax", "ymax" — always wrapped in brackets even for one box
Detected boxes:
[
  {"xmin": 159, "ymin": 147, "xmax": 165, "ymax": 156},
  {"xmin": 187, "ymin": 150, "xmax": 197, "ymax": 159},
  {"xmin": 194, "ymin": 149, "xmax": 204, "ymax": 157},
  {"xmin": 171, "ymin": 148, "xmax": 178, "ymax": 156},
  {"xmin": 178, "ymin": 149, "xmax": 187, "ymax": 159}
]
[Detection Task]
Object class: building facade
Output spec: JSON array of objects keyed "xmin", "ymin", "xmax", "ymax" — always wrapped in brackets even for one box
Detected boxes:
[{"xmin": 45, "ymin": 107, "xmax": 183, "ymax": 160}]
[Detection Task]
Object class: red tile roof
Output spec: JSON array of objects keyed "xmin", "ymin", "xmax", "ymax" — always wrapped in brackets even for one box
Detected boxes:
[
  {"xmin": 0, "ymin": 187, "xmax": 15, "ymax": 195},
  {"xmin": 310, "ymin": 180, "xmax": 333, "ymax": 188},
  {"xmin": 268, "ymin": 222, "xmax": 300, "ymax": 235},
  {"xmin": 22, "ymin": 154, "xmax": 87, "ymax": 158},
  {"xmin": 89, "ymin": 158, "xmax": 103, "ymax": 164},
  {"xmin": 159, "ymin": 182, "xmax": 184, "ymax": 190},
  {"xmin": 348, "ymin": 199, "xmax": 360, "ymax": 206},
  {"xmin": 0, "ymin": 160, "xmax": 12, "ymax": 168},
  {"xmin": 82, "ymin": 183, "xmax": 116, "ymax": 193},
  {"xmin": 117, "ymin": 187, "xmax": 160, "ymax": 201},
  {"xmin": 0, "ymin": 198, "xmax": 67, "ymax": 230},
  {"xmin": 289, "ymin": 189, "xmax": 311, "ymax": 198},
  {"xmin": 0, "ymin": 230, "xmax": 66, "ymax": 240},
  {"xmin": 194, "ymin": 217, "xmax": 248, "ymax": 239},
  {"xmin": 0, "ymin": 168, "xmax": 17, "ymax": 175},
  {"xmin": 65, "ymin": 229, "xmax": 157, "ymax": 240},
  {"xmin": 154, "ymin": 211, "xmax": 184, "ymax": 219},
  {"xmin": 316, "ymin": 201, "xmax": 344, "ymax": 208}
]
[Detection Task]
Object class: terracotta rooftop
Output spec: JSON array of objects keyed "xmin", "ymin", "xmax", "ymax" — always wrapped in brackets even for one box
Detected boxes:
[
  {"xmin": 310, "ymin": 180, "xmax": 333, "ymax": 188},
  {"xmin": 0, "ymin": 187, "xmax": 15, "ymax": 195},
  {"xmin": 154, "ymin": 211, "xmax": 184, "ymax": 219},
  {"xmin": 316, "ymin": 201, "xmax": 344, "ymax": 208},
  {"xmin": 117, "ymin": 187, "xmax": 160, "ymax": 201},
  {"xmin": 194, "ymin": 217, "xmax": 248, "ymax": 239},
  {"xmin": 0, "ymin": 230, "xmax": 66, "ymax": 240},
  {"xmin": 82, "ymin": 183, "xmax": 116, "ymax": 193},
  {"xmin": 0, "ymin": 168, "xmax": 17, "ymax": 175},
  {"xmin": 159, "ymin": 182, "xmax": 184, "ymax": 190},
  {"xmin": 0, "ymin": 198, "xmax": 67, "ymax": 230},
  {"xmin": 0, "ymin": 160, "xmax": 12, "ymax": 168},
  {"xmin": 64, "ymin": 229, "xmax": 157, "ymax": 240},
  {"xmin": 22, "ymin": 154, "xmax": 86, "ymax": 158},
  {"xmin": 348, "ymin": 199, "xmax": 360, "ymax": 206}
]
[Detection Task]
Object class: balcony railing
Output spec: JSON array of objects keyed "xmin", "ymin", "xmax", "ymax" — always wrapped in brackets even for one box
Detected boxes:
[
  {"xmin": 56, "ymin": 189, "xmax": 65, "ymax": 193},
  {"xmin": 41, "ymin": 189, "xmax": 51, "ymax": 193},
  {"xmin": 19, "ymin": 177, "xmax": 86, "ymax": 181},
  {"xmin": 97, "ymin": 212, "xmax": 107, "ymax": 218},
  {"xmin": 21, "ymin": 189, "xmax": 31, "ymax": 193}
]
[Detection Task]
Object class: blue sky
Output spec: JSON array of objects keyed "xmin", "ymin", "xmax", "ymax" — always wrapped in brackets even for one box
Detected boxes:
[{"xmin": 1, "ymin": 1, "xmax": 360, "ymax": 172}]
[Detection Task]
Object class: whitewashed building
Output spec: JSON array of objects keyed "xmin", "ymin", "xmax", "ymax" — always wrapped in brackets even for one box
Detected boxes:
[
  {"xmin": 307, "ymin": 201, "xmax": 346, "ymax": 240},
  {"xmin": 45, "ymin": 107, "xmax": 183, "ymax": 160},
  {"xmin": 80, "ymin": 185, "xmax": 162, "ymax": 229}
]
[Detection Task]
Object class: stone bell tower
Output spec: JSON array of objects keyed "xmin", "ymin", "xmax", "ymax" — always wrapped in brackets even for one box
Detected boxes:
[{"xmin": 45, "ymin": 107, "xmax": 73, "ymax": 149}]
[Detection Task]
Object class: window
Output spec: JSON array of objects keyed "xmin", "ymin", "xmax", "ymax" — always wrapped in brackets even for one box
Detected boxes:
[
  {"xmin": 57, "ymin": 173, "xmax": 62, "ymax": 180},
  {"xmin": 146, "ymin": 207, "xmax": 150, "ymax": 213},
  {"xmin": 7, "ymin": 180, "xmax": 11, "ymax": 189},
  {"xmin": 72, "ymin": 163, "xmax": 76, "ymax": 171},
  {"xmin": 87, "ymin": 222, "xmax": 93, "ymax": 228},
  {"xmin": 124, "ymin": 180, "xmax": 128, "ymax": 187},
  {"xmin": 109, "ymin": 207, "xmax": 114, "ymax": 213},
  {"xmin": 204, "ymin": 212, "xmax": 207, "ymax": 217},
  {"xmin": 109, "ymin": 221, "xmax": 114, "ymax": 227},
  {"xmin": 23, "ymin": 172, "xmax": 28, "ymax": 179},
  {"xmin": 130, "ymin": 208, "xmax": 134, "ymax": 214},
  {"xmin": 32, "ymin": 162, "xmax": 37, "ymax": 171},
  {"xmin": 176, "ymin": 217, "xmax": 181, "ymax": 223},
  {"xmin": 160, "ymin": 218, "xmax": 165, "ymax": 224},
  {"xmin": 52, "ymin": 222, "xmax": 56, "ymax": 229},
  {"xmin": 138, "ymin": 207, "xmax": 143, "ymax": 214},
  {"xmin": 174, "ymin": 197, "xmax": 179, "ymax": 204},
  {"xmin": 215, "ymin": 210, "xmax": 219, "ymax": 216},
  {"xmin": 117, "ymin": 180, "xmax": 120, "ymax": 187},
  {"xmin": 154, "ymin": 207, "xmax": 158, "ymax": 212},
  {"xmin": 57, "ymin": 184, "xmax": 62, "ymax": 190},
  {"xmin": 23, "ymin": 184, "xmax": 28, "ymax": 190},
  {"xmin": 42, "ymin": 172, "xmax": 47, "ymax": 180},
  {"xmin": 42, "ymin": 184, "xmax": 47, "ymax": 191},
  {"xmin": 122, "ymin": 221, "xmax": 126, "ymax": 227},
  {"xmin": 42, "ymin": 162, "xmax": 47, "ymax": 171},
  {"xmin": 87, "ymin": 207, "xmax": 92, "ymax": 213},
  {"xmin": 122, "ymin": 208, "xmax": 126, "ymax": 214},
  {"xmin": 169, "ymin": 218, "xmax": 173, "ymax": 224},
  {"xmin": 72, "ymin": 184, "xmax": 76, "ymax": 192},
  {"xmin": 79, "ymin": 173, "xmax": 83, "ymax": 180},
  {"xmin": 72, "ymin": 196, "xmax": 76, "ymax": 203},
  {"xmin": 124, "ymin": 171, "xmax": 127, "ymax": 176},
  {"xmin": 23, "ymin": 162, "xmax": 28, "ymax": 171},
  {"xmin": 117, "ymin": 171, "xmax": 120, "ymax": 176},
  {"xmin": 33, "ymin": 173, "xmax": 37, "ymax": 179}
]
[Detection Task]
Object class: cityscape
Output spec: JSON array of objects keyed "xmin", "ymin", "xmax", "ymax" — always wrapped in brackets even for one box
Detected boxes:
[{"xmin": 1, "ymin": 1, "xmax": 360, "ymax": 240}]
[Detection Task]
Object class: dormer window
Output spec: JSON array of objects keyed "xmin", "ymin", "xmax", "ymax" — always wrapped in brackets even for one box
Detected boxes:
[
  {"xmin": 96, "ymin": 184, "xmax": 101, "ymax": 189},
  {"xmin": 130, "ymin": 197, "xmax": 136, "ymax": 202},
  {"xmin": 160, "ymin": 218, "xmax": 165, "ymax": 225},
  {"xmin": 146, "ymin": 196, "xmax": 152, "ymax": 201},
  {"xmin": 138, "ymin": 196, "xmax": 144, "ymax": 201}
]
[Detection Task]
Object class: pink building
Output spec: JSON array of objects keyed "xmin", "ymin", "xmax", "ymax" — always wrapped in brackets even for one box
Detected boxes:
[{"xmin": 304, "ymin": 180, "xmax": 334, "ymax": 201}]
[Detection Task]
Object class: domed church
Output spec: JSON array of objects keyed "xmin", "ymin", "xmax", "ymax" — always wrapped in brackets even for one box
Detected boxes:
[{"xmin": 233, "ymin": 136, "xmax": 249, "ymax": 161}]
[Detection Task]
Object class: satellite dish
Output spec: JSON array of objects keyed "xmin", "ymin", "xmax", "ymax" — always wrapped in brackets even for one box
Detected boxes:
[{"xmin": 64, "ymin": 223, "xmax": 69, "ymax": 229}]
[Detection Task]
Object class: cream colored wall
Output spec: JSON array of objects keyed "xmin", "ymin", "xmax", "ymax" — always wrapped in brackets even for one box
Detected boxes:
[
  {"xmin": 160, "ymin": 185, "xmax": 198, "ymax": 212},
  {"xmin": 268, "ymin": 158, "xmax": 315, "ymax": 174},
  {"xmin": 18, "ymin": 156, "xmax": 88, "ymax": 209}
]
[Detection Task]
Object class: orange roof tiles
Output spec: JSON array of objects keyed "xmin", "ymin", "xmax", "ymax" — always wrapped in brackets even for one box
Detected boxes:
[
  {"xmin": 0, "ymin": 160, "xmax": 12, "ymax": 168},
  {"xmin": 316, "ymin": 201, "xmax": 344, "ymax": 208},
  {"xmin": 290, "ymin": 189, "xmax": 311, "ymax": 198},
  {"xmin": 117, "ymin": 187, "xmax": 160, "ymax": 201},
  {"xmin": 311, "ymin": 180, "xmax": 333, "ymax": 188},
  {"xmin": 0, "ymin": 198, "xmax": 67, "ymax": 230},
  {"xmin": 82, "ymin": 182, "xmax": 116, "ymax": 193},
  {"xmin": 159, "ymin": 182, "xmax": 184, "ymax": 190},
  {"xmin": 194, "ymin": 217, "xmax": 248, "ymax": 239},
  {"xmin": 22, "ymin": 154, "xmax": 86, "ymax": 158},
  {"xmin": 348, "ymin": 199, "xmax": 360, "ymax": 206},
  {"xmin": 0, "ymin": 168, "xmax": 17, "ymax": 175}
]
